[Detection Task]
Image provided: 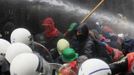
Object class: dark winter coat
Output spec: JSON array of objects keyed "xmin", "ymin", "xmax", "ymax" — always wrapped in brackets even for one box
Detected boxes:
[
  {"xmin": 71, "ymin": 23, "xmax": 112, "ymax": 63},
  {"xmin": 122, "ymin": 38, "xmax": 134, "ymax": 55}
]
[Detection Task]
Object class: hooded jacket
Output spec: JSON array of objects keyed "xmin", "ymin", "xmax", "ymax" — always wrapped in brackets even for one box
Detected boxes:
[
  {"xmin": 42, "ymin": 17, "xmax": 63, "ymax": 49},
  {"xmin": 72, "ymin": 23, "xmax": 112, "ymax": 63},
  {"xmin": 42, "ymin": 17, "xmax": 60, "ymax": 38}
]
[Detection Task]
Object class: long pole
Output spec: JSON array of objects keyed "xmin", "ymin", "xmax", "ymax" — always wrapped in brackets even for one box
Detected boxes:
[{"xmin": 80, "ymin": 0, "xmax": 105, "ymax": 24}]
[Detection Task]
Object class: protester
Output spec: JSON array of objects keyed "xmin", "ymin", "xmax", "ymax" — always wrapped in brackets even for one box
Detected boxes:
[
  {"xmin": 109, "ymin": 52, "xmax": 134, "ymax": 75},
  {"xmin": 41, "ymin": 17, "xmax": 64, "ymax": 50},
  {"xmin": 58, "ymin": 48, "xmax": 79, "ymax": 75}
]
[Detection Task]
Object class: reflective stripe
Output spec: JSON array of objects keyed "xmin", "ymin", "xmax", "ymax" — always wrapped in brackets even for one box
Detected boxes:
[{"xmin": 88, "ymin": 68, "xmax": 110, "ymax": 75}]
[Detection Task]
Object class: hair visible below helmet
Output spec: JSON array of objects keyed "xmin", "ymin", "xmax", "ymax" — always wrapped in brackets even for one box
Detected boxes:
[
  {"xmin": 10, "ymin": 28, "xmax": 32, "ymax": 45},
  {"xmin": 57, "ymin": 39, "xmax": 70, "ymax": 55},
  {"xmin": 78, "ymin": 58, "xmax": 112, "ymax": 75},
  {"xmin": 5, "ymin": 43, "xmax": 33, "ymax": 63},
  {"xmin": 0, "ymin": 39, "xmax": 11, "ymax": 56},
  {"xmin": 10, "ymin": 53, "xmax": 49, "ymax": 75}
]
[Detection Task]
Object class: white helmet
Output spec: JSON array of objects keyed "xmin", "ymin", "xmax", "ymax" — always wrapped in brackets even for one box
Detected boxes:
[
  {"xmin": 5, "ymin": 43, "xmax": 32, "ymax": 63},
  {"xmin": 0, "ymin": 39, "xmax": 10, "ymax": 56},
  {"xmin": 57, "ymin": 39, "xmax": 70, "ymax": 54},
  {"xmin": 78, "ymin": 59, "xmax": 112, "ymax": 75},
  {"xmin": 10, "ymin": 28, "xmax": 32, "ymax": 45},
  {"xmin": 10, "ymin": 53, "xmax": 50, "ymax": 75}
]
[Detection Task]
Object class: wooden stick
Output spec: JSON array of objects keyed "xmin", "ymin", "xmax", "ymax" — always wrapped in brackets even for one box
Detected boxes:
[{"xmin": 80, "ymin": 0, "xmax": 105, "ymax": 24}]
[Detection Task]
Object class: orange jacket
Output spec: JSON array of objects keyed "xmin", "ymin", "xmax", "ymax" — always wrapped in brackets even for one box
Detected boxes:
[{"xmin": 127, "ymin": 52, "xmax": 134, "ymax": 72}]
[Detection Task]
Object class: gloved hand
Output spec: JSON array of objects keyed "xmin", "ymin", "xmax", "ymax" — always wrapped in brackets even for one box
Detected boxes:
[{"xmin": 67, "ymin": 22, "xmax": 78, "ymax": 32}]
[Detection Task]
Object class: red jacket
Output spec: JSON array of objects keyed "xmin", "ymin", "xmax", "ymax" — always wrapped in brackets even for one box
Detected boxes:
[
  {"xmin": 59, "ymin": 61, "xmax": 78, "ymax": 75},
  {"xmin": 42, "ymin": 17, "xmax": 60, "ymax": 38},
  {"xmin": 105, "ymin": 44, "xmax": 123, "ymax": 61}
]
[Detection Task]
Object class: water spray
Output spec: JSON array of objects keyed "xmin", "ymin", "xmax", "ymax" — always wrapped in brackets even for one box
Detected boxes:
[{"xmin": 38, "ymin": 0, "xmax": 134, "ymax": 38}]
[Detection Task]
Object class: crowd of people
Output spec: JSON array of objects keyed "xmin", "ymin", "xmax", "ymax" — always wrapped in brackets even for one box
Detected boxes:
[{"xmin": 0, "ymin": 17, "xmax": 134, "ymax": 75}]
